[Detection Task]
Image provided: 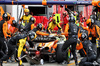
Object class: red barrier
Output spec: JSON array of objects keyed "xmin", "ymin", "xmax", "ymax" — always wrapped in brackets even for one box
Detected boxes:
[{"xmin": 33, "ymin": 16, "xmax": 49, "ymax": 29}]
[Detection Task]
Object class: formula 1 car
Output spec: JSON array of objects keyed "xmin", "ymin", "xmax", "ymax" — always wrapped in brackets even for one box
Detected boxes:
[{"xmin": 24, "ymin": 34, "xmax": 71, "ymax": 65}]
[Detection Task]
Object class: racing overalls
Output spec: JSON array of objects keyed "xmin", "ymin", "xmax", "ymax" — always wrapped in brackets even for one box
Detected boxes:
[
  {"xmin": 61, "ymin": 22, "xmax": 79, "ymax": 65},
  {"xmin": 33, "ymin": 28, "xmax": 49, "ymax": 36},
  {"xmin": 0, "ymin": 20, "xmax": 11, "ymax": 59},
  {"xmin": 77, "ymin": 26, "xmax": 89, "ymax": 57},
  {"xmin": 82, "ymin": 24, "xmax": 97, "ymax": 51},
  {"xmin": 79, "ymin": 40, "xmax": 96, "ymax": 66},
  {"xmin": 27, "ymin": 28, "xmax": 49, "ymax": 47},
  {"xmin": 20, "ymin": 15, "xmax": 32, "ymax": 26},
  {"xmin": 63, "ymin": 15, "xmax": 69, "ymax": 31},
  {"xmin": 23, "ymin": 22, "xmax": 35, "ymax": 32},
  {"xmin": 23, "ymin": 23, "xmax": 36, "ymax": 48},
  {"xmin": 10, "ymin": 23, "xmax": 22, "ymax": 34},
  {"xmin": 47, "ymin": 21, "xmax": 62, "ymax": 33},
  {"xmin": 0, "ymin": 34, "xmax": 27, "ymax": 66},
  {"xmin": 95, "ymin": 25, "xmax": 100, "ymax": 60}
]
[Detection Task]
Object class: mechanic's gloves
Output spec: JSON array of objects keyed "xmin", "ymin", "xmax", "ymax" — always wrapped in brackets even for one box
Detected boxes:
[{"xmin": 24, "ymin": 51, "xmax": 28, "ymax": 54}]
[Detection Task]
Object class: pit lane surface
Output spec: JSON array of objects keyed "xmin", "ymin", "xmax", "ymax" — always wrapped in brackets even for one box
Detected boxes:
[
  {"xmin": 3, "ymin": 63, "xmax": 75, "ymax": 66},
  {"xmin": 3, "ymin": 59, "xmax": 81, "ymax": 66}
]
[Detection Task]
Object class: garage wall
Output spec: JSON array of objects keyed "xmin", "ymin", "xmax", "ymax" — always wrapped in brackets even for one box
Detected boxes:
[{"xmin": 6, "ymin": 5, "xmax": 23, "ymax": 21}]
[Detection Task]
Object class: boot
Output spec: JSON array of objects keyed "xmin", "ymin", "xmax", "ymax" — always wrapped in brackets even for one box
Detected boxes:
[
  {"xmin": 75, "ymin": 60, "xmax": 78, "ymax": 66},
  {"xmin": 0, "ymin": 60, "xmax": 3, "ymax": 66},
  {"xmin": 19, "ymin": 64, "xmax": 24, "ymax": 66}
]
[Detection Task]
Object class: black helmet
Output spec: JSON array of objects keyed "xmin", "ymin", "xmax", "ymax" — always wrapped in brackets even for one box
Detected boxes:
[
  {"xmin": 12, "ymin": 20, "xmax": 17, "ymax": 27},
  {"xmin": 91, "ymin": 19, "xmax": 95, "ymax": 25},
  {"xmin": 81, "ymin": 33, "xmax": 87, "ymax": 41},
  {"xmin": 37, "ymin": 23, "xmax": 43, "ymax": 30},
  {"xmin": 69, "ymin": 16, "xmax": 75, "ymax": 23},
  {"xmin": 2, "ymin": 12, "xmax": 11, "ymax": 21},
  {"xmin": 29, "ymin": 17, "xmax": 36, "ymax": 23},
  {"xmin": 27, "ymin": 31, "xmax": 37, "ymax": 41},
  {"xmin": 90, "ymin": 15, "xmax": 96, "ymax": 20}
]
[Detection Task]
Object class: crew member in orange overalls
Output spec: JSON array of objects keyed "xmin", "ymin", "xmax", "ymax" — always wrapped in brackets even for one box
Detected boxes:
[
  {"xmin": 85, "ymin": 18, "xmax": 97, "ymax": 52},
  {"xmin": 0, "ymin": 13, "xmax": 12, "ymax": 66}
]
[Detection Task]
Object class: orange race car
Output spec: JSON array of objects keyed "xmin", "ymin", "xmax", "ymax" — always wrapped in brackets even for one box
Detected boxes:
[{"xmin": 24, "ymin": 34, "xmax": 71, "ymax": 65}]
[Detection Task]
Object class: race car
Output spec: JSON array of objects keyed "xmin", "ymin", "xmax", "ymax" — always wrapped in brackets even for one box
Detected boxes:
[{"xmin": 25, "ymin": 34, "xmax": 71, "ymax": 65}]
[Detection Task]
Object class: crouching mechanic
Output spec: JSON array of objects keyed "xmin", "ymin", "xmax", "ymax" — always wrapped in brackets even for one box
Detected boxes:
[
  {"xmin": 27, "ymin": 23, "xmax": 49, "ymax": 48},
  {"xmin": 0, "ymin": 31, "xmax": 37, "ymax": 66},
  {"xmin": 33, "ymin": 23, "xmax": 49, "ymax": 36},
  {"xmin": 79, "ymin": 33, "xmax": 97, "ymax": 66},
  {"xmin": 47, "ymin": 16, "xmax": 63, "ymax": 34}
]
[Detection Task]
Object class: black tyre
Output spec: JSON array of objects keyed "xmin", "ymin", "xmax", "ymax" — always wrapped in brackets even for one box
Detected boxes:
[{"xmin": 56, "ymin": 44, "xmax": 67, "ymax": 63}]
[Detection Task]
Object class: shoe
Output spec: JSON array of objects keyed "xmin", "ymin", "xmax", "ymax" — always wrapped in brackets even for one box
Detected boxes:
[
  {"xmin": 40, "ymin": 59, "xmax": 44, "ymax": 65},
  {"xmin": 49, "ymin": 57, "xmax": 55, "ymax": 63},
  {"xmin": 93, "ymin": 61, "xmax": 99, "ymax": 66},
  {"xmin": 62, "ymin": 60, "xmax": 67, "ymax": 64},
  {"xmin": 70, "ymin": 57, "xmax": 74, "ymax": 60},
  {"xmin": 75, "ymin": 62, "xmax": 78, "ymax": 66},
  {"xmin": 50, "ymin": 60, "xmax": 55, "ymax": 63},
  {"xmin": 7, "ymin": 59, "xmax": 12, "ymax": 63},
  {"xmin": 19, "ymin": 64, "xmax": 24, "ymax": 66},
  {"xmin": 0, "ymin": 60, "xmax": 3, "ymax": 66}
]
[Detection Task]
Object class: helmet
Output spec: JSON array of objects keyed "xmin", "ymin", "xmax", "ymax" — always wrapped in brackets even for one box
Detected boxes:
[
  {"xmin": 86, "ymin": 19, "xmax": 91, "ymax": 26},
  {"xmin": 52, "ymin": 16, "xmax": 56, "ymax": 21},
  {"xmin": 52, "ymin": 12, "xmax": 56, "ymax": 16},
  {"xmin": 29, "ymin": 17, "xmax": 36, "ymax": 23},
  {"xmin": 81, "ymin": 33, "xmax": 87, "ymax": 41},
  {"xmin": 69, "ymin": 16, "xmax": 75, "ymax": 23},
  {"xmin": 90, "ymin": 15, "xmax": 96, "ymax": 20},
  {"xmin": 91, "ymin": 19, "xmax": 95, "ymax": 25},
  {"xmin": 86, "ymin": 19, "xmax": 95, "ymax": 27},
  {"xmin": 37, "ymin": 23, "xmax": 43, "ymax": 30},
  {"xmin": 2, "ymin": 12, "xmax": 11, "ymax": 21},
  {"xmin": 27, "ymin": 31, "xmax": 37, "ymax": 41},
  {"xmin": 12, "ymin": 20, "xmax": 17, "ymax": 27},
  {"xmin": 52, "ymin": 16, "xmax": 56, "ymax": 24},
  {"xmin": 24, "ymin": 9, "xmax": 29, "ymax": 13},
  {"xmin": 52, "ymin": 12, "xmax": 56, "ymax": 15}
]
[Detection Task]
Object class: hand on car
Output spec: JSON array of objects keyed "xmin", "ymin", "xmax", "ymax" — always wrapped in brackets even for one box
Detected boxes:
[{"xmin": 18, "ymin": 57, "xmax": 21, "ymax": 61}]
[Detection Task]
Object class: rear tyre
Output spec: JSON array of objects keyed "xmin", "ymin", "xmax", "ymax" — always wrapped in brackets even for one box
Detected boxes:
[{"xmin": 56, "ymin": 44, "xmax": 67, "ymax": 63}]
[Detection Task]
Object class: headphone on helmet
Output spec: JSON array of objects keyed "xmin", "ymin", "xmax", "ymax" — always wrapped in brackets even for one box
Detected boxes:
[
  {"xmin": 27, "ymin": 31, "xmax": 37, "ymax": 41},
  {"xmin": 29, "ymin": 17, "xmax": 36, "ymax": 23},
  {"xmin": 91, "ymin": 19, "xmax": 95, "ymax": 25},
  {"xmin": 2, "ymin": 12, "xmax": 11, "ymax": 21},
  {"xmin": 37, "ymin": 23, "xmax": 43, "ymax": 30},
  {"xmin": 81, "ymin": 33, "xmax": 87, "ymax": 41},
  {"xmin": 90, "ymin": 15, "xmax": 96, "ymax": 20},
  {"xmin": 69, "ymin": 16, "xmax": 75, "ymax": 23},
  {"xmin": 12, "ymin": 20, "xmax": 17, "ymax": 27}
]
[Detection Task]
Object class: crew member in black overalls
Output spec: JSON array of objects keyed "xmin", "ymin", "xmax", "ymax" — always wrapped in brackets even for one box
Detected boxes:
[
  {"xmin": 61, "ymin": 14, "xmax": 79, "ymax": 65},
  {"xmin": 79, "ymin": 33, "xmax": 97, "ymax": 66}
]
